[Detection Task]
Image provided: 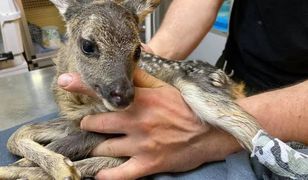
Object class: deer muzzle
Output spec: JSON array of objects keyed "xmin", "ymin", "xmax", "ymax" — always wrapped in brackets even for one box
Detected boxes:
[{"xmin": 96, "ymin": 78, "xmax": 134, "ymax": 111}]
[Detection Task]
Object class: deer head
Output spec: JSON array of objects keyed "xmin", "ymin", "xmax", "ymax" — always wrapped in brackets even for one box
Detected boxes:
[{"xmin": 50, "ymin": 0, "xmax": 160, "ymax": 111}]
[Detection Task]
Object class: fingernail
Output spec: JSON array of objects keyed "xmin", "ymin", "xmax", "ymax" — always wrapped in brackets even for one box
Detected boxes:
[
  {"xmin": 58, "ymin": 74, "xmax": 73, "ymax": 87},
  {"xmin": 80, "ymin": 115, "xmax": 89, "ymax": 129},
  {"xmin": 80, "ymin": 120, "xmax": 84, "ymax": 129}
]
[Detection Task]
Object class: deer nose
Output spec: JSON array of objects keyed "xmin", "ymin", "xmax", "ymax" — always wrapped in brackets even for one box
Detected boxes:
[
  {"xmin": 95, "ymin": 78, "xmax": 134, "ymax": 110},
  {"xmin": 109, "ymin": 79, "xmax": 134, "ymax": 108},
  {"xmin": 109, "ymin": 83, "xmax": 134, "ymax": 108}
]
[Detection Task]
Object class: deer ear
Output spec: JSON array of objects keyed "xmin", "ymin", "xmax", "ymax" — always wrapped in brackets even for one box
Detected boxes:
[
  {"xmin": 121, "ymin": 0, "xmax": 160, "ymax": 22},
  {"xmin": 49, "ymin": 0, "xmax": 70, "ymax": 15}
]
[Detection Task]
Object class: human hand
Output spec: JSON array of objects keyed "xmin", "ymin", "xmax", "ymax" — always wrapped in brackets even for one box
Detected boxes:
[
  {"xmin": 78, "ymin": 69, "xmax": 242, "ymax": 179},
  {"xmin": 57, "ymin": 47, "xmax": 242, "ymax": 180},
  {"xmin": 141, "ymin": 43, "xmax": 154, "ymax": 54}
]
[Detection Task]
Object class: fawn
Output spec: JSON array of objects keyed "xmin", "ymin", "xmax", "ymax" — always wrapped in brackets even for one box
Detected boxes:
[{"xmin": 1, "ymin": 0, "xmax": 306, "ymax": 179}]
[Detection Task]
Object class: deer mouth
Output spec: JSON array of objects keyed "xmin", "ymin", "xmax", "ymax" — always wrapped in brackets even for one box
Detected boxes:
[{"xmin": 94, "ymin": 82, "xmax": 134, "ymax": 112}]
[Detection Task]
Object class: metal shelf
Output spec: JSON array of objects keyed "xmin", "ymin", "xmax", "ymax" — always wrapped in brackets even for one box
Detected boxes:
[
  {"xmin": 0, "ymin": 55, "xmax": 28, "ymax": 77},
  {"xmin": 30, "ymin": 49, "xmax": 57, "ymax": 69}
]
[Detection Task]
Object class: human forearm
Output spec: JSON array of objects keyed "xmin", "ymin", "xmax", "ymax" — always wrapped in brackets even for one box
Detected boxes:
[
  {"xmin": 148, "ymin": 0, "xmax": 223, "ymax": 59},
  {"xmin": 201, "ymin": 80, "xmax": 308, "ymax": 162},
  {"xmin": 197, "ymin": 128, "xmax": 242, "ymax": 163},
  {"xmin": 237, "ymin": 80, "xmax": 308, "ymax": 144}
]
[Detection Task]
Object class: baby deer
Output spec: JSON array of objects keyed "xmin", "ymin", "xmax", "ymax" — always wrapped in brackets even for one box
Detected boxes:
[{"xmin": 0, "ymin": 0, "xmax": 307, "ymax": 179}]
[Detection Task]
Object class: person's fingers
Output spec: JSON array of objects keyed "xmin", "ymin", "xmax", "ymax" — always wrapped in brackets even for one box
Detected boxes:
[
  {"xmin": 133, "ymin": 68, "xmax": 167, "ymax": 88},
  {"xmin": 91, "ymin": 136, "xmax": 134, "ymax": 157},
  {"xmin": 96, "ymin": 158, "xmax": 153, "ymax": 180},
  {"xmin": 141, "ymin": 43, "xmax": 154, "ymax": 53},
  {"xmin": 57, "ymin": 73, "xmax": 97, "ymax": 97},
  {"xmin": 80, "ymin": 112, "xmax": 134, "ymax": 134}
]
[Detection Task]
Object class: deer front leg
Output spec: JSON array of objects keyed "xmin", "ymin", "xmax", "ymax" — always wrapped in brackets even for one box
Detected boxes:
[
  {"xmin": 0, "ymin": 157, "xmax": 125, "ymax": 179},
  {"xmin": 6, "ymin": 138, "xmax": 81, "ymax": 179},
  {"xmin": 10, "ymin": 157, "xmax": 35, "ymax": 167},
  {"xmin": 11, "ymin": 131, "xmax": 107, "ymax": 168},
  {"xmin": 0, "ymin": 166, "xmax": 51, "ymax": 180},
  {"xmin": 6, "ymin": 119, "xmax": 77, "ymax": 170},
  {"xmin": 7, "ymin": 119, "xmax": 79, "ymax": 155},
  {"xmin": 6, "ymin": 131, "xmax": 114, "ymax": 179},
  {"xmin": 3, "ymin": 119, "xmax": 81, "ymax": 179}
]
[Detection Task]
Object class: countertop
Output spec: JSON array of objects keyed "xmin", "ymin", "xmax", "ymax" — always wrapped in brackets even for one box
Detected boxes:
[{"xmin": 0, "ymin": 67, "xmax": 58, "ymax": 131}]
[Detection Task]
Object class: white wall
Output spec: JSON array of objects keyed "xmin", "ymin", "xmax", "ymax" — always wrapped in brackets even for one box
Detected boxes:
[{"xmin": 187, "ymin": 30, "xmax": 227, "ymax": 65}]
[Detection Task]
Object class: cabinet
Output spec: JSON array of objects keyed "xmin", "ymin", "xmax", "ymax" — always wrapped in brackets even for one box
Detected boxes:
[
  {"xmin": 0, "ymin": 0, "xmax": 28, "ymax": 77},
  {"xmin": 19, "ymin": 0, "xmax": 65, "ymax": 70}
]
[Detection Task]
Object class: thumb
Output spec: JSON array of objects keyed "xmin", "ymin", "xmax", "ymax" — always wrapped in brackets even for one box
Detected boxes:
[
  {"xmin": 133, "ymin": 68, "xmax": 167, "ymax": 88},
  {"xmin": 96, "ymin": 158, "xmax": 152, "ymax": 180},
  {"xmin": 57, "ymin": 73, "xmax": 97, "ymax": 97}
]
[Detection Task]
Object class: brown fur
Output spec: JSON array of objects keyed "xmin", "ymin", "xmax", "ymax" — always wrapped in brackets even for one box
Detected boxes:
[{"xmin": 231, "ymin": 82, "xmax": 246, "ymax": 99}]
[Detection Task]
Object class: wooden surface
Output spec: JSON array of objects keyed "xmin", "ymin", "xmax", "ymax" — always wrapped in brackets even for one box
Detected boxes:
[{"xmin": 22, "ymin": 1, "xmax": 66, "ymax": 33}]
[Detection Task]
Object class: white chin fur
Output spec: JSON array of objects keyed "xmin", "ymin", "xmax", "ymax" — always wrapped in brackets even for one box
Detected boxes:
[
  {"xmin": 95, "ymin": 88, "xmax": 122, "ymax": 112},
  {"xmin": 102, "ymin": 98, "xmax": 120, "ymax": 112},
  {"xmin": 101, "ymin": 98, "xmax": 132, "ymax": 112}
]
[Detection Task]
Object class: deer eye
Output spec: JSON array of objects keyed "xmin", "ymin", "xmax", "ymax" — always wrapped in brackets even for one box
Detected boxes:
[
  {"xmin": 80, "ymin": 38, "xmax": 97, "ymax": 56},
  {"xmin": 134, "ymin": 46, "xmax": 141, "ymax": 60}
]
